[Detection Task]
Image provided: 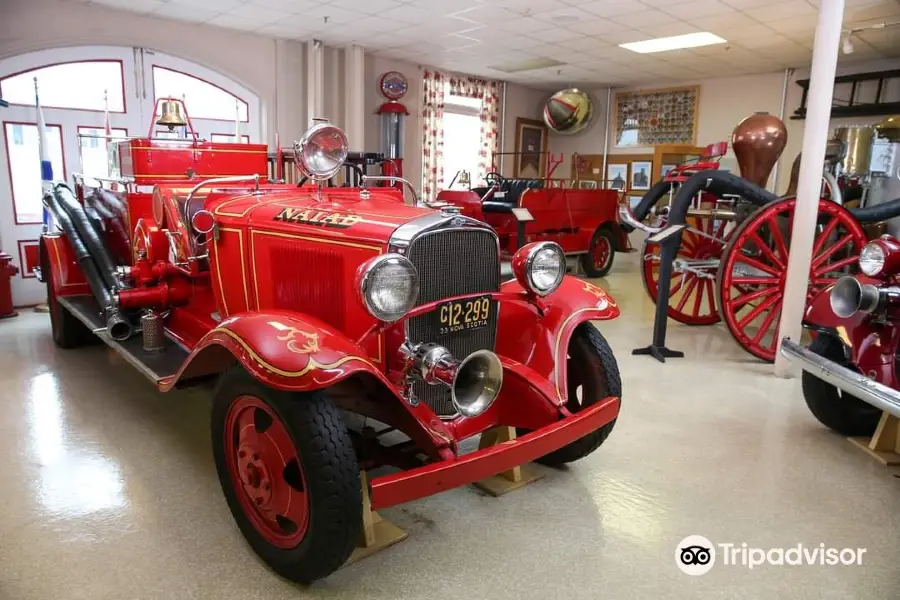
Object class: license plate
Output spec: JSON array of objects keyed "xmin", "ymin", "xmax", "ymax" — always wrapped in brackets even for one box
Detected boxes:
[{"xmin": 436, "ymin": 295, "xmax": 493, "ymax": 335}]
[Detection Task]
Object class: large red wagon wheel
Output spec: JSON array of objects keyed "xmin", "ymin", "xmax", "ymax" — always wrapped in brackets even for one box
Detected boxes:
[
  {"xmin": 717, "ymin": 198, "xmax": 866, "ymax": 362},
  {"xmin": 641, "ymin": 200, "xmax": 730, "ymax": 325}
]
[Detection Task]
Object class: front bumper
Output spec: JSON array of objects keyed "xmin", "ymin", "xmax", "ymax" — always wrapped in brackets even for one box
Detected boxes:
[
  {"xmin": 369, "ymin": 395, "xmax": 620, "ymax": 510},
  {"xmin": 780, "ymin": 338, "xmax": 900, "ymax": 419}
]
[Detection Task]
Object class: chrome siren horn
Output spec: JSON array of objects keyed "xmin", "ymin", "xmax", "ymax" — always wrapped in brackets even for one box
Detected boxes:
[
  {"xmin": 830, "ymin": 276, "xmax": 881, "ymax": 318},
  {"xmin": 407, "ymin": 343, "xmax": 503, "ymax": 417}
]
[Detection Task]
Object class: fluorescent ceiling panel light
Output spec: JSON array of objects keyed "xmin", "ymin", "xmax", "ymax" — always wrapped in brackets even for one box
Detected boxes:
[
  {"xmin": 619, "ymin": 32, "xmax": 727, "ymax": 54},
  {"xmin": 487, "ymin": 57, "xmax": 565, "ymax": 73}
]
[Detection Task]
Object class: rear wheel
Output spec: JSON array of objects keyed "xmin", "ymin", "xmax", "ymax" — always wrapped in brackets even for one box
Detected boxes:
[
  {"xmin": 802, "ymin": 335, "xmax": 880, "ymax": 437},
  {"xmin": 581, "ymin": 228, "xmax": 615, "ymax": 277},
  {"xmin": 211, "ymin": 367, "xmax": 361, "ymax": 583},
  {"xmin": 526, "ymin": 324, "xmax": 621, "ymax": 466},
  {"xmin": 43, "ymin": 241, "xmax": 93, "ymax": 349}
]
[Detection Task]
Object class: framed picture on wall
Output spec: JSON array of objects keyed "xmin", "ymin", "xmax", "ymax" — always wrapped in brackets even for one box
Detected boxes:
[
  {"xmin": 606, "ymin": 163, "xmax": 628, "ymax": 190},
  {"xmin": 514, "ymin": 117, "xmax": 548, "ymax": 178},
  {"xmin": 630, "ymin": 161, "xmax": 652, "ymax": 190},
  {"xmin": 628, "ymin": 194, "xmax": 644, "ymax": 209},
  {"xmin": 661, "ymin": 163, "xmax": 677, "ymax": 178}
]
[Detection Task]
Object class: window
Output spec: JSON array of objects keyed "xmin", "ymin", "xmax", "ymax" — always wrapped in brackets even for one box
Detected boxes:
[
  {"xmin": 4, "ymin": 122, "xmax": 65, "ymax": 224},
  {"xmin": 0, "ymin": 61, "xmax": 125, "ymax": 112},
  {"xmin": 210, "ymin": 133, "xmax": 250, "ymax": 143},
  {"xmin": 78, "ymin": 126, "xmax": 128, "ymax": 180},
  {"xmin": 441, "ymin": 92, "xmax": 483, "ymax": 189},
  {"xmin": 153, "ymin": 66, "xmax": 248, "ymax": 122}
]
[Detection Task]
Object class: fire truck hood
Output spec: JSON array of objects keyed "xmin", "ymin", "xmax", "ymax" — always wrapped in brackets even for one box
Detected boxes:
[{"xmin": 209, "ymin": 188, "xmax": 435, "ymax": 247}]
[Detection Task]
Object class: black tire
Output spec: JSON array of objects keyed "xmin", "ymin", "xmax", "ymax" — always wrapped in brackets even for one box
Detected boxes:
[
  {"xmin": 43, "ymin": 241, "xmax": 93, "ymax": 349},
  {"xmin": 523, "ymin": 324, "xmax": 621, "ymax": 466},
  {"xmin": 211, "ymin": 367, "xmax": 362, "ymax": 583},
  {"xmin": 581, "ymin": 228, "xmax": 616, "ymax": 277},
  {"xmin": 802, "ymin": 335, "xmax": 880, "ymax": 437}
]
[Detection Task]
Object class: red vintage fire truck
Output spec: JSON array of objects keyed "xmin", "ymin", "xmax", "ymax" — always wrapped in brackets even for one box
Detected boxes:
[{"xmin": 40, "ymin": 101, "xmax": 622, "ymax": 582}]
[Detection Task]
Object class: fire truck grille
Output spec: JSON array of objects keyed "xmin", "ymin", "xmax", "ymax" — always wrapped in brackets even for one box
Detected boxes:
[{"xmin": 406, "ymin": 228, "xmax": 500, "ymax": 417}]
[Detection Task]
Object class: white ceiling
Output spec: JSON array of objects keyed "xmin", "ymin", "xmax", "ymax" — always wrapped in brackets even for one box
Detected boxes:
[{"xmin": 74, "ymin": 0, "xmax": 900, "ymax": 86}]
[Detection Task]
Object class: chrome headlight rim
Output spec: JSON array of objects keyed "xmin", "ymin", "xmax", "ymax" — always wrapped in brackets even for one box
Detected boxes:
[
  {"xmin": 360, "ymin": 253, "xmax": 419, "ymax": 323},
  {"xmin": 524, "ymin": 241, "xmax": 565, "ymax": 296},
  {"xmin": 293, "ymin": 122, "xmax": 349, "ymax": 181},
  {"xmin": 859, "ymin": 241, "xmax": 886, "ymax": 276}
]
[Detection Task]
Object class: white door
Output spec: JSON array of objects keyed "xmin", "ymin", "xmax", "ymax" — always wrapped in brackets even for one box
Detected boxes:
[{"xmin": 0, "ymin": 46, "xmax": 262, "ymax": 306}]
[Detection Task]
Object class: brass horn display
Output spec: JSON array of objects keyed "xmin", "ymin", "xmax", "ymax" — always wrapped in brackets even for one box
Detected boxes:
[
  {"xmin": 156, "ymin": 99, "xmax": 188, "ymax": 130},
  {"xmin": 543, "ymin": 88, "xmax": 593, "ymax": 135}
]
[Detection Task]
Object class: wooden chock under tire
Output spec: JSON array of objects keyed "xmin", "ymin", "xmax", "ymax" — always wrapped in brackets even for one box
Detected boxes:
[
  {"xmin": 342, "ymin": 472, "xmax": 408, "ymax": 568},
  {"xmin": 471, "ymin": 426, "xmax": 544, "ymax": 496},
  {"xmin": 848, "ymin": 411, "xmax": 900, "ymax": 466}
]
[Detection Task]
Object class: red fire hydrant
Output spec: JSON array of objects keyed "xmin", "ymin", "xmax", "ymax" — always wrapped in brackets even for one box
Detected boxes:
[{"xmin": 0, "ymin": 252, "xmax": 19, "ymax": 319}]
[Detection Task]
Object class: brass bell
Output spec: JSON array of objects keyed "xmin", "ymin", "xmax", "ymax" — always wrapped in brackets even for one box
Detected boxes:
[
  {"xmin": 875, "ymin": 115, "xmax": 900, "ymax": 143},
  {"xmin": 156, "ymin": 99, "xmax": 187, "ymax": 130},
  {"xmin": 458, "ymin": 170, "xmax": 471, "ymax": 186}
]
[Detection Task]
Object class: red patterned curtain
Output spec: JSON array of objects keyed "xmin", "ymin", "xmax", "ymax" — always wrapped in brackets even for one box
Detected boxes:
[
  {"xmin": 421, "ymin": 70, "xmax": 445, "ymax": 203},
  {"xmin": 477, "ymin": 80, "xmax": 501, "ymax": 184}
]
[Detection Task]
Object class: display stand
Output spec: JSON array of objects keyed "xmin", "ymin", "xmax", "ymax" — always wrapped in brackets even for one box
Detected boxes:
[
  {"xmin": 632, "ymin": 225, "xmax": 686, "ymax": 362},
  {"xmin": 343, "ymin": 472, "xmax": 408, "ymax": 568},
  {"xmin": 511, "ymin": 207, "xmax": 534, "ymax": 251},
  {"xmin": 847, "ymin": 412, "xmax": 900, "ymax": 466},
  {"xmin": 471, "ymin": 426, "xmax": 543, "ymax": 496}
]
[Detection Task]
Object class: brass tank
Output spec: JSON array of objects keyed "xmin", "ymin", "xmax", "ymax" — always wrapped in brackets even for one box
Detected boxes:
[
  {"xmin": 731, "ymin": 112, "xmax": 788, "ymax": 188},
  {"xmin": 834, "ymin": 126, "xmax": 874, "ymax": 176}
]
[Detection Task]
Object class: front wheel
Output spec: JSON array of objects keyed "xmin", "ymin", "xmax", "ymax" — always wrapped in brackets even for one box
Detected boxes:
[
  {"xmin": 211, "ymin": 367, "xmax": 362, "ymax": 583},
  {"xmin": 581, "ymin": 228, "xmax": 615, "ymax": 277},
  {"xmin": 802, "ymin": 335, "xmax": 881, "ymax": 437},
  {"xmin": 523, "ymin": 324, "xmax": 621, "ymax": 466}
]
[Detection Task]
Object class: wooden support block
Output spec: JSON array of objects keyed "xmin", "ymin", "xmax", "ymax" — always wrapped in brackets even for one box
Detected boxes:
[
  {"xmin": 343, "ymin": 472, "xmax": 408, "ymax": 568},
  {"xmin": 471, "ymin": 426, "xmax": 544, "ymax": 497},
  {"xmin": 847, "ymin": 411, "xmax": 900, "ymax": 466}
]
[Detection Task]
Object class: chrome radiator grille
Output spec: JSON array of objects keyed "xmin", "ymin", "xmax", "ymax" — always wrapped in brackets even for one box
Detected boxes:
[{"xmin": 407, "ymin": 228, "xmax": 501, "ymax": 417}]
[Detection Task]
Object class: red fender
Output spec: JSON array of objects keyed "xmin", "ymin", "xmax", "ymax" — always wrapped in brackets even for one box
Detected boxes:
[
  {"xmin": 160, "ymin": 310, "xmax": 456, "ymax": 456},
  {"xmin": 496, "ymin": 275, "xmax": 619, "ymax": 406},
  {"xmin": 803, "ymin": 277, "xmax": 900, "ymax": 385},
  {"xmin": 41, "ymin": 234, "xmax": 89, "ymax": 297}
]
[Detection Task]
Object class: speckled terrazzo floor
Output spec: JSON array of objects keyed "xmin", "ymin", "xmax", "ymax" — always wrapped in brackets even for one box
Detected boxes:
[{"xmin": 1, "ymin": 251, "xmax": 898, "ymax": 599}]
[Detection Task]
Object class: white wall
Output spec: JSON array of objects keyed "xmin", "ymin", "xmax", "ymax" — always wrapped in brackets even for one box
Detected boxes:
[
  {"xmin": 500, "ymin": 84, "xmax": 546, "ymax": 178},
  {"xmin": 541, "ymin": 57, "xmax": 900, "ymax": 193}
]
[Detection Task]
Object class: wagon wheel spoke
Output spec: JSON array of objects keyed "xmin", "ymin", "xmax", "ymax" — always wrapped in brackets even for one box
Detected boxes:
[
  {"xmin": 810, "ymin": 215, "xmax": 840, "ymax": 258},
  {"xmin": 814, "ymin": 254, "xmax": 858, "ymax": 278},
  {"xmin": 737, "ymin": 292, "xmax": 783, "ymax": 330},
  {"xmin": 747, "ymin": 231, "xmax": 785, "ymax": 270},
  {"xmin": 729, "ymin": 284, "xmax": 778, "ymax": 310},
  {"xmin": 692, "ymin": 275, "xmax": 705, "ymax": 316},
  {"xmin": 734, "ymin": 254, "xmax": 781, "ymax": 278},
  {"xmin": 751, "ymin": 298, "xmax": 781, "ymax": 346},
  {"xmin": 764, "ymin": 311, "xmax": 783, "ymax": 352},
  {"xmin": 705, "ymin": 279, "xmax": 716, "ymax": 314},
  {"xmin": 811, "ymin": 233, "xmax": 854, "ymax": 271},
  {"xmin": 731, "ymin": 276, "xmax": 779, "ymax": 286},
  {"xmin": 765, "ymin": 214, "xmax": 790, "ymax": 264},
  {"xmin": 675, "ymin": 275, "xmax": 700, "ymax": 313}
]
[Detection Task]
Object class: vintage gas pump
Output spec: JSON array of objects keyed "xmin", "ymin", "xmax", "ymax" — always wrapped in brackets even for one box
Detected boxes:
[{"xmin": 375, "ymin": 71, "xmax": 409, "ymax": 188}]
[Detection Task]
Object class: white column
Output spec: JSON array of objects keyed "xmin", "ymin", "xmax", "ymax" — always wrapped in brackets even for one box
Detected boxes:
[
  {"xmin": 774, "ymin": 0, "xmax": 844, "ymax": 376},
  {"xmin": 305, "ymin": 39, "xmax": 324, "ymax": 127},
  {"xmin": 343, "ymin": 44, "xmax": 366, "ymax": 151}
]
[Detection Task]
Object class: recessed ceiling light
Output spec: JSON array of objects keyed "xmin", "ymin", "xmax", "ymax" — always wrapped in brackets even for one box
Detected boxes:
[{"xmin": 619, "ymin": 32, "xmax": 727, "ymax": 53}]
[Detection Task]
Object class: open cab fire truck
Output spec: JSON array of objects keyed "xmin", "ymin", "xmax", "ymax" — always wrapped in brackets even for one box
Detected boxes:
[{"xmin": 40, "ymin": 101, "xmax": 622, "ymax": 582}]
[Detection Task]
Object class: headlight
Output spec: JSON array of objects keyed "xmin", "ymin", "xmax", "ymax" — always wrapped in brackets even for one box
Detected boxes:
[
  {"xmin": 513, "ymin": 241, "xmax": 565, "ymax": 296},
  {"xmin": 293, "ymin": 121, "xmax": 348, "ymax": 181},
  {"xmin": 859, "ymin": 242, "xmax": 886, "ymax": 276},
  {"xmin": 359, "ymin": 254, "xmax": 419, "ymax": 322}
]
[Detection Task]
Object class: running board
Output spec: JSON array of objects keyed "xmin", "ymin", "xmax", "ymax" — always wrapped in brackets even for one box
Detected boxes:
[{"xmin": 57, "ymin": 295, "xmax": 188, "ymax": 385}]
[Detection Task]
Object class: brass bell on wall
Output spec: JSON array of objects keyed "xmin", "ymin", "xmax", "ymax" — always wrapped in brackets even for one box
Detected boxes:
[
  {"xmin": 543, "ymin": 88, "xmax": 593, "ymax": 135},
  {"xmin": 156, "ymin": 99, "xmax": 188, "ymax": 130}
]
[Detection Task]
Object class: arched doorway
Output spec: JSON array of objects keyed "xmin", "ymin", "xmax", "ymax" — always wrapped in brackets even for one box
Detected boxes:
[{"xmin": 0, "ymin": 45, "xmax": 262, "ymax": 306}]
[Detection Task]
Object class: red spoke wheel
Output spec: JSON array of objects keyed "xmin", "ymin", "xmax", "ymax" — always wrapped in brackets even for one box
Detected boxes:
[
  {"xmin": 640, "ymin": 203, "xmax": 729, "ymax": 325},
  {"xmin": 716, "ymin": 198, "xmax": 866, "ymax": 362},
  {"xmin": 581, "ymin": 227, "xmax": 616, "ymax": 277},
  {"xmin": 211, "ymin": 367, "xmax": 362, "ymax": 583}
]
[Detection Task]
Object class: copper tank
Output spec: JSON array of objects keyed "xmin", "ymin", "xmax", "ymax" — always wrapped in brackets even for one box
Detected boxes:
[{"xmin": 731, "ymin": 112, "xmax": 788, "ymax": 188}]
